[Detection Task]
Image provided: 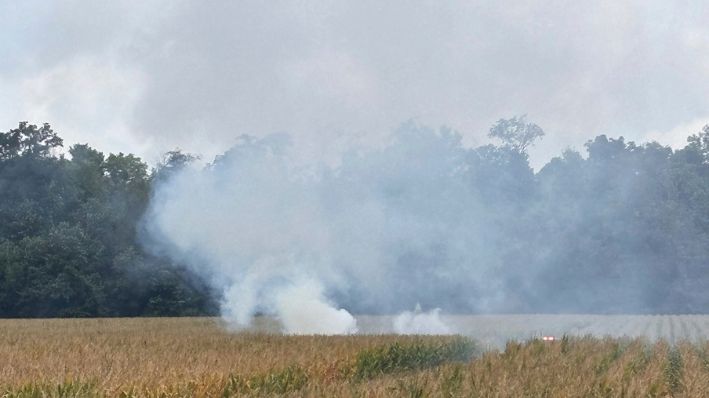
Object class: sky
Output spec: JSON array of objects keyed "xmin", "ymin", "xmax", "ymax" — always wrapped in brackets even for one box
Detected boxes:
[{"xmin": 1, "ymin": 0, "xmax": 708, "ymax": 168}]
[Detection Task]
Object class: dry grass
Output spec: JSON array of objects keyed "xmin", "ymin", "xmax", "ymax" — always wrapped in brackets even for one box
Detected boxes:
[{"xmin": 2, "ymin": 317, "xmax": 709, "ymax": 397}]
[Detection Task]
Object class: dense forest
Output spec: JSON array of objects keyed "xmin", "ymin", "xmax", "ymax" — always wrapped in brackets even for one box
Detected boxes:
[
  {"xmin": 0, "ymin": 122, "xmax": 215, "ymax": 317},
  {"xmin": 2, "ymin": 119, "xmax": 709, "ymax": 317}
]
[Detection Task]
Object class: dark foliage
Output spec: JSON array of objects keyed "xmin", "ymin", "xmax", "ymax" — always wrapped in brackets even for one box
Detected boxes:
[{"xmin": 0, "ymin": 122, "xmax": 216, "ymax": 317}]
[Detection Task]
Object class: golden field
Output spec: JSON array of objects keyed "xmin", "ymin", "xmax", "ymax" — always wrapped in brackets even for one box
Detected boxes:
[{"xmin": 1, "ymin": 317, "xmax": 709, "ymax": 397}]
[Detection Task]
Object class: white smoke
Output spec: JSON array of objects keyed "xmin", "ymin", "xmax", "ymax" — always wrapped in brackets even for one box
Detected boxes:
[
  {"xmin": 273, "ymin": 278, "xmax": 357, "ymax": 335},
  {"xmin": 393, "ymin": 305, "xmax": 453, "ymax": 335},
  {"xmin": 143, "ymin": 124, "xmax": 502, "ymax": 334}
]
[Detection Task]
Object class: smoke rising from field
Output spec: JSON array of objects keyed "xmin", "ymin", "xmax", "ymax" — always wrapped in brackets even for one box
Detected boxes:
[
  {"xmin": 144, "ymin": 124, "xmax": 510, "ymax": 333},
  {"xmin": 393, "ymin": 306, "xmax": 453, "ymax": 335},
  {"xmin": 143, "ymin": 120, "xmax": 706, "ymax": 333}
]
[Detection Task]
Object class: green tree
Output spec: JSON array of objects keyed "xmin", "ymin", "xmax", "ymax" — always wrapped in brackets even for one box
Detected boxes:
[
  {"xmin": 0, "ymin": 122, "xmax": 63, "ymax": 160},
  {"xmin": 0, "ymin": 122, "xmax": 216, "ymax": 318}
]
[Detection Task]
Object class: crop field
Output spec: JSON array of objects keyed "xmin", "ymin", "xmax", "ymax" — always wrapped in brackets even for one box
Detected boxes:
[
  {"xmin": 2, "ymin": 316, "xmax": 709, "ymax": 397},
  {"xmin": 357, "ymin": 314, "xmax": 709, "ymax": 348}
]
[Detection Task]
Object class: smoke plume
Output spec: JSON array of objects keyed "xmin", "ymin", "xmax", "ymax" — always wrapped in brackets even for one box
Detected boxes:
[
  {"xmin": 143, "ymin": 121, "xmax": 702, "ymax": 333},
  {"xmin": 393, "ymin": 305, "xmax": 453, "ymax": 335},
  {"xmin": 143, "ymin": 123, "xmax": 503, "ymax": 333}
]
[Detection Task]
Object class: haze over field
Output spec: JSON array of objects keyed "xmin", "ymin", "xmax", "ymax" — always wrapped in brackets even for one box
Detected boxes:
[
  {"xmin": 143, "ymin": 119, "xmax": 709, "ymax": 333},
  {"xmin": 9, "ymin": 3, "xmax": 709, "ymax": 397},
  {"xmin": 3, "ymin": 2, "xmax": 709, "ymax": 336}
]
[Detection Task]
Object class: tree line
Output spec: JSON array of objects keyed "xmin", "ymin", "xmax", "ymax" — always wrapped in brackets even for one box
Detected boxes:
[
  {"xmin": 0, "ymin": 122, "xmax": 215, "ymax": 317},
  {"xmin": 2, "ymin": 119, "xmax": 709, "ymax": 316},
  {"xmin": 473, "ymin": 119, "xmax": 709, "ymax": 313}
]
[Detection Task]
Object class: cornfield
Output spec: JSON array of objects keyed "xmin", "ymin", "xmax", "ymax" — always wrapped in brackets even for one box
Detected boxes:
[{"xmin": 2, "ymin": 317, "xmax": 709, "ymax": 397}]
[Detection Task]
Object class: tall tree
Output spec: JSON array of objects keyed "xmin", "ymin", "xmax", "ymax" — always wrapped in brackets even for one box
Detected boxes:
[
  {"xmin": 0, "ymin": 122, "xmax": 63, "ymax": 160},
  {"xmin": 488, "ymin": 115, "xmax": 544, "ymax": 154}
]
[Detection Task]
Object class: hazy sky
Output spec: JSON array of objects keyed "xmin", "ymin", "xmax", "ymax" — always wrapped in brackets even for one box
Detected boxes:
[{"xmin": 2, "ymin": 1, "xmax": 708, "ymax": 167}]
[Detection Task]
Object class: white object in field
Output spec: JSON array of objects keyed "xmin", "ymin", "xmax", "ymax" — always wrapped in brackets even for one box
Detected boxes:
[{"xmin": 542, "ymin": 336, "xmax": 556, "ymax": 341}]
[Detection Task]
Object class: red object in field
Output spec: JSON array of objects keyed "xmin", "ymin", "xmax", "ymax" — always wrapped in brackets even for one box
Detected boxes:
[{"xmin": 542, "ymin": 336, "xmax": 556, "ymax": 341}]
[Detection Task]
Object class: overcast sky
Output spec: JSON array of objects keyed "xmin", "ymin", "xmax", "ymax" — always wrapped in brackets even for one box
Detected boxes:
[{"xmin": 2, "ymin": 1, "xmax": 708, "ymax": 167}]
